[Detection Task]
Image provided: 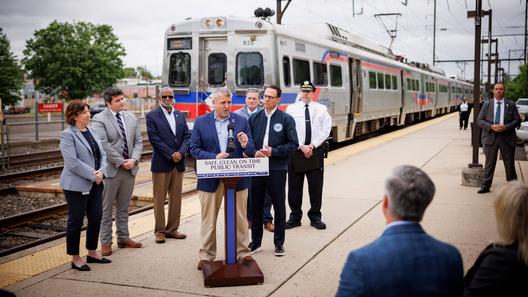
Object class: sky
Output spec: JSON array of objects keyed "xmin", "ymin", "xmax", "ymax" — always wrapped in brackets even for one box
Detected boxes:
[{"xmin": 0, "ymin": 0, "xmax": 526, "ymax": 81}]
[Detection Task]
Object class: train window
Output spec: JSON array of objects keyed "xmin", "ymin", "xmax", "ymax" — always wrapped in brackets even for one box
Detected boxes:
[
  {"xmin": 406, "ymin": 78, "xmax": 411, "ymax": 90},
  {"xmin": 236, "ymin": 52, "xmax": 264, "ymax": 87},
  {"xmin": 169, "ymin": 52, "xmax": 191, "ymax": 87},
  {"xmin": 432, "ymin": 83, "xmax": 435, "ymax": 92},
  {"xmin": 293, "ymin": 58, "xmax": 310, "ymax": 85},
  {"xmin": 208, "ymin": 53, "xmax": 227, "ymax": 86},
  {"xmin": 369, "ymin": 72, "xmax": 377, "ymax": 89},
  {"xmin": 391, "ymin": 75, "xmax": 398, "ymax": 90},
  {"xmin": 313, "ymin": 62, "xmax": 328, "ymax": 86},
  {"xmin": 413, "ymin": 80, "xmax": 419, "ymax": 91},
  {"xmin": 330, "ymin": 65, "xmax": 342, "ymax": 87},
  {"xmin": 384, "ymin": 74, "xmax": 391, "ymax": 90},
  {"xmin": 377, "ymin": 73, "xmax": 384, "ymax": 89},
  {"xmin": 283, "ymin": 57, "xmax": 291, "ymax": 87}
]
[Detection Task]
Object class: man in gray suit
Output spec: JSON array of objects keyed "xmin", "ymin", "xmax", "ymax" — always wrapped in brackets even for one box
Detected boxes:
[
  {"xmin": 92, "ymin": 87, "xmax": 143, "ymax": 255},
  {"xmin": 477, "ymin": 82, "xmax": 521, "ymax": 194}
]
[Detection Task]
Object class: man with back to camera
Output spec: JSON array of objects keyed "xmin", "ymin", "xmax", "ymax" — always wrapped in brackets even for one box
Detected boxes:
[
  {"xmin": 286, "ymin": 81, "xmax": 332, "ymax": 230},
  {"xmin": 477, "ymin": 82, "xmax": 521, "ymax": 194},
  {"xmin": 146, "ymin": 87, "xmax": 191, "ymax": 244},
  {"xmin": 190, "ymin": 87, "xmax": 257, "ymax": 270},
  {"xmin": 247, "ymin": 85, "xmax": 298, "ymax": 257},
  {"xmin": 235, "ymin": 88, "xmax": 275, "ymax": 233},
  {"xmin": 92, "ymin": 87, "xmax": 143, "ymax": 256},
  {"xmin": 335, "ymin": 165, "xmax": 464, "ymax": 297}
]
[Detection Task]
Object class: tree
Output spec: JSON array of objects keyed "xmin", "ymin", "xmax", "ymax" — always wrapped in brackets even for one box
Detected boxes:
[
  {"xmin": 0, "ymin": 28, "xmax": 24, "ymax": 106},
  {"xmin": 23, "ymin": 21, "xmax": 126, "ymax": 100},
  {"xmin": 136, "ymin": 66, "xmax": 154, "ymax": 80},
  {"xmin": 505, "ymin": 64, "xmax": 528, "ymax": 101},
  {"xmin": 122, "ymin": 67, "xmax": 137, "ymax": 78}
]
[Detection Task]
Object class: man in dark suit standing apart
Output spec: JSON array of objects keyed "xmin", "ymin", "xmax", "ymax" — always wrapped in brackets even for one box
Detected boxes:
[
  {"xmin": 477, "ymin": 82, "xmax": 520, "ymax": 194},
  {"xmin": 336, "ymin": 165, "xmax": 463, "ymax": 297},
  {"xmin": 146, "ymin": 87, "xmax": 191, "ymax": 243},
  {"xmin": 248, "ymin": 85, "xmax": 298, "ymax": 257},
  {"xmin": 286, "ymin": 81, "xmax": 332, "ymax": 230},
  {"xmin": 190, "ymin": 87, "xmax": 256, "ymax": 270},
  {"xmin": 92, "ymin": 87, "xmax": 143, "ymax": 256}
]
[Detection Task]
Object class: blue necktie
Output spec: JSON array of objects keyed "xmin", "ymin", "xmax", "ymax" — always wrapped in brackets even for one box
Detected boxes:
[
  {"xmin": 115, "ymin": 113, "xmax": 129, "ymax": 159},
  {"xmin": 495, "ymin": 101, "xmax": 501, "ymax": 124}
]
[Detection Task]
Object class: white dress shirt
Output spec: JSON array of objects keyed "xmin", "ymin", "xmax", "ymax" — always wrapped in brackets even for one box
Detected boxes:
[
  {"xmin": 286, "ymin": 100, "xmax": 332, "ymax": 148},
  {"xmin": 161, "ymin": 106, "xmax": 177, "ymax": 135},
  {"xmin": 493, "ymin": 98, "xmax": 505, "ymax": 125},
  {"xmin": 262, "ymin": 107, "xmax": 277, "ymax": 147}
]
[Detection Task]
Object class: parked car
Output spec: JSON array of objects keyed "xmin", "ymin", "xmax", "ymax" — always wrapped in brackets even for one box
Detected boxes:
[
  {"xmin": 516, "ymin": 121, "xmax": 528, "ymax": 144},
  {"xmin": 90, "ymin": 103, "xmax": 106, "ymax": 117},
  {"xmin": 6, "ymin": 106, "xmax": 31, "ymax": 114},
  {"xmin": 516, "ymin": 98, "xmax": 528, "ymax": 114}
]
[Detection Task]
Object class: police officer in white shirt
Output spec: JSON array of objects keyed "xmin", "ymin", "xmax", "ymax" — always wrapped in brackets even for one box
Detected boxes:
[
  {"xmin": 459, "ymin": 97, "xmax": 469, "ymax": 130},
  {"xmin": 285, "ymin": 81, "xmax": 332, "ymax": 230}
]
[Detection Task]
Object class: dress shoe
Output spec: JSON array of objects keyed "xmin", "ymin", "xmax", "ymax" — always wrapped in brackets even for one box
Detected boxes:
[
  {"xmin": 165, "ymin": 230, "xmax": 187, "ymax": 239},
  {"xmin": 197, "ymin": 260, "xmax": 208, "ymax": 271},
  {"xmin": 155, "ymin": 233, "xmax": 166, "ymax": 244},
  {"xmin": 117, "ymin": 239, "xmax": 142, "ymax": 249},
  {"xmin": 71, "ymin": 262, "xmax": 91, "ymax": 271},
  {"xmin": 310, "ymin": 220, "xmax": 327, "ymax": 230},
  {"xmin": 101, "ymin": 244, "xmax": 112, "ymax": 256},
  {"xmin": 264, "ymin": 222, "xmax": 275, "ymax": 232},
  {"xmin": 274, "ymin": 245, "xmax": 286, "ymax": 257},
  {"xmin": 477, "ymin": 187, "xmax": 491, "ymax": 194},
  {"xmin": 285, "ymin": 219, "xmax": 301, "ymax": 229},
  {"xmin": 249, "ymin": 242, "xmax": 262, "ymax": 254},
  {"xmin": 238, "ymin": 255, "xmax": 253, "ymax": 264},
  {"xmin": 86, "ymin": 256, "xmax": 112, "ymax": 264}
]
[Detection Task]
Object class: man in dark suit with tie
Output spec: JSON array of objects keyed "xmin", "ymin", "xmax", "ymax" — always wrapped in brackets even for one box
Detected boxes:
[
  {"xmin": 336, "ymin": 165, "xmax": 463, "ymax": 297},
  {"xmin": 248, "ymin": 85, "xmax": 298, "ymax": 257},
  {"xmin": 146, "ymin": 87, "xmax": 191, "ymax": 243},
  {"xmin": 477, "ymin": 82, "xmax": 521, "ymax": 194},
  {"xmin": 92, "ymin": 87, "xmax": 143, "ymax": 256},
  {"xmin": 190, "ymin": 87, "xmax": 256, "ymax": 270}
]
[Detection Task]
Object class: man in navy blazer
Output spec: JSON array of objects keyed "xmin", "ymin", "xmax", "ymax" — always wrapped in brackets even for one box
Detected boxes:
[
  {"xmin": 190, "ymin": 87, "xmax": 256, "ymax": 270},
  {"xmin": 248, "ymin": 85, "xmax": 298, "ymax": 257},
  {"xmin": 336, "ymin": 165, "xmax": 463, "ymax": 297},
  {"xmin": 146, "ymin": 87, "xmax": 191, "ymax": 244}
]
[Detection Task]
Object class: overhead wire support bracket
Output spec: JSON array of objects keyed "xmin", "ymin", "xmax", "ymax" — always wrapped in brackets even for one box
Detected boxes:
[{"xmin": 374, "ymin": 13, "xmax": 402, "ymax": 49}]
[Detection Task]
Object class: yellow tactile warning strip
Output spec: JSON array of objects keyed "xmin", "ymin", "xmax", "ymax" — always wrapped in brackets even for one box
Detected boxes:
[
  {"xmin": 0, "ymin": 113, "xmax": 456, "ymax": 288},
  {"xmin": 0, "ymin": 194, "xmax": 201, "ymax": 288}
]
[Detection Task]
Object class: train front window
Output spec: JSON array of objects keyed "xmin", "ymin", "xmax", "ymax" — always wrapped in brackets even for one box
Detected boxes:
[
  {"xmin": 169, "ymin": 52, "xmax": 191, "ymax": 87},
  {"xmin": 236, "ymin": 52, "xmax": 264, "ymax": 87},
  {"xmin": 313, "ymin": 62, "xmax": 328, "ymax": 86},
  {"xmin": 208, "ymin": 53, "xmax": 227, "ymax": 86}
]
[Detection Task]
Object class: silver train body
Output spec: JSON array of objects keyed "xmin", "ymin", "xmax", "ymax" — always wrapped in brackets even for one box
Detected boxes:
[{"xmin": 162, "ymin": 16, "xmax": 474, "ymax": 142}]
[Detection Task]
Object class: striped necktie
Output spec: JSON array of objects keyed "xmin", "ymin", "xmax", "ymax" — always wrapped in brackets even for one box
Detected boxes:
[{"xmin": 115, "ymin": 113, "xmax": 129, "ymax": 159}]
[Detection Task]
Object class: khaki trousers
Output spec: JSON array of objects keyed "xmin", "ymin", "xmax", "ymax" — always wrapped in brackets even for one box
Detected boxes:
[
  {"xmin": 152, "ymin": 169, "xmax": 183, "ymax": 234},
  {"xmin": 199, "ymin": 183, "xmax": 250, "ymax": 261}
]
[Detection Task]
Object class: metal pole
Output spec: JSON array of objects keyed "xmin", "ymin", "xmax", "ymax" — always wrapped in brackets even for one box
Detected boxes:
[
  {"xmin": 494, "ymin": 40, "xmax": 499, "ymax": 84},
  {"xmin": 35, "ymin": 91, "xmax": 39, "ymax": 141},
  {"xmin": 525, "ymin": 0, "xmax": 527, "ymax": 64},
  {"xmin": 487, "ymin": 10, "xmax": 492, "ymax": 101},
  {"xmin": 470, "ymin": 0, "xmax": 483, "ymax": 168},
  {"xmin": 61, "ymin": 99, "xmax": 65, "ymax": 130},
  {"xmin": 433, "ymin": 0, "xmax": 437, "ymax": 65},
  {"xmin": 276, "ymin": 0, "xmax": 282, "ymax": 24}
]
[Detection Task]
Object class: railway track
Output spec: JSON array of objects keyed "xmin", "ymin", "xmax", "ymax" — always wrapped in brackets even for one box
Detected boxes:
[{"xmin": 0, "ymin": 187, "xmax": 199, "ymax": 257}]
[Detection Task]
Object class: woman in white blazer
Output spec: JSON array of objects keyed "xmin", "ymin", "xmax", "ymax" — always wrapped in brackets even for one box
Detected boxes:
[{"xmin": 60, "ymin": 100, "xmax": 111, "ymax": 271}]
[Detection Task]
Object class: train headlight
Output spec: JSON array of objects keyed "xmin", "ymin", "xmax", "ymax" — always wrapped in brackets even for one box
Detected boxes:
[
  {"xmin": 255, "ymin": 21, "xmax": 263, "ymax": 29},
  {"xmin": 215, "ymin": 18, "xmax": 224, "ymax": 28},
  {"xmin": 202, "ymin": 18, "xmax": 213, "ymax": 29}
]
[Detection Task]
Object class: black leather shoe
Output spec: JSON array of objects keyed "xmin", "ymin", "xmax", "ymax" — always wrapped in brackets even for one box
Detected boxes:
[
  {"xmin": 477, "ymin": 187, "xmax": 490, "ymax": 194},
  {"xmin": 249, "ymin": 242, "xmax": 262, "ymax": 254},
  {"xmin": 285, "ymin": 219, "xmax": 301, "ymax": 229},
  {"xmin": 86, "ymin": 256, "xmax": 112, "ymax": 264},
  {"xmin": 310, "ymin": 220, "xmax": 327, "ymax": 230},
  {"xmin": 71, "ymin": 262, "xmax": 91, "ymax": 271},
  {"xmin": 274, "ymin": 245, "xmax": 286, "ymax": 257}
]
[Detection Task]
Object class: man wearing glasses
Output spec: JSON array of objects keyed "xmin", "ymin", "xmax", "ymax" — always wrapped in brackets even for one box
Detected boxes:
[
  {"xmin": 286, "ymin": 81, "xmax": 332, "ymax": 230},
  {"xmin": 146, "ymin": 87, "xmax": 191, "ymax": 244},
  {"xmin": 247, "ymin": 85, "xmax": 298, "ymax": 256}
]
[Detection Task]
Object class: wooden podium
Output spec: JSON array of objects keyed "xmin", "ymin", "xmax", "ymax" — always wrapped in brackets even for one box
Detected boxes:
[{"xmin": 196, "ymin": 158, "xmax": 268, "ymax": 287}]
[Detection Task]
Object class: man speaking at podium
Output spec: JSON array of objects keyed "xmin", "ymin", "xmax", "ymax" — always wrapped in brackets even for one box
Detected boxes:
[{"xmin": 190, "ymin": 88, "xmax": 256, "ymax": 270}]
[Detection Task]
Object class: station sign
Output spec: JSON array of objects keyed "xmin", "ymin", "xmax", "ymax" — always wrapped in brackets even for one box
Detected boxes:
[
  {"xmin": 196, "ymin": 158, "xmax": 269, "ymax": 179},
  {"xmin": 38, "ymin": 103, "xmax": 63, "ymax": 113}
]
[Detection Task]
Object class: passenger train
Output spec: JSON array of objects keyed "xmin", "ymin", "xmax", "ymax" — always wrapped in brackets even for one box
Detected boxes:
[{"xmin": 161, "ymin": 16, "xmax": 474, "ymax": 142}]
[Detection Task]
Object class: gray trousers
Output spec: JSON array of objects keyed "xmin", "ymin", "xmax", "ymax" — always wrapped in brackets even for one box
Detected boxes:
[
  {"xmin": 100, "ymin": 167, "xmax": 136, "ymax": 244},
  {"xmin": 482, "ymin": 134, "xmax": 518, "ymax": 189}
]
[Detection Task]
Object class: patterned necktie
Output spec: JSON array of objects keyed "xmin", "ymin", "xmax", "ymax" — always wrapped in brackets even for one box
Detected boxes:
[
  {"xmin": 495, "ymin": 101, "xmax": 501, "ymax": 124},
  {"xmin": 304, "ymin": 104, "xmax": 312, "ymax": 145},
  {"xmin": 115, "ymin": 113, "xmax": 129, "ymax": 159}
]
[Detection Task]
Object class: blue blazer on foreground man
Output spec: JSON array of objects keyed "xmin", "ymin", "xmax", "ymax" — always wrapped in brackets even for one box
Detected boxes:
[
  {"xmin": 190, "ymin": 111, "xmax": 256, "ymax": 192},
  {"xmin": 146, "ymin": 106, "xmax": 190, "ymax": 173}
]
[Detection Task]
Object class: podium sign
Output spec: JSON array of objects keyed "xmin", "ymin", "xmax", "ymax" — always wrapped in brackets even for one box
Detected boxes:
[{"xmin": 196, "ymin": 158, "xmax": 268, "ymax": 287}]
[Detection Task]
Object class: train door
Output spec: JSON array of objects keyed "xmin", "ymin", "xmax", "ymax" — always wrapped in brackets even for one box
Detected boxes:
[
  {"xmin": 347, "ymin": 58, "xmax": 361, "ymax": 138},
  {"xmin": 198, "ymin": 37, "xmax": 228, "ymax": 112}
]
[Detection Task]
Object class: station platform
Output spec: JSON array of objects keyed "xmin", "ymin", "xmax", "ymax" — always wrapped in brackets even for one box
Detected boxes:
[{"xmin": 2, "ymin": 113, "xmax": 527, "ymax": 296}]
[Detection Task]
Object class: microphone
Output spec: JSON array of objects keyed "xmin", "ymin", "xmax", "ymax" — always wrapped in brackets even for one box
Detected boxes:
[{"xmin": 227, "ymin": 123, "xmax": 236, "ymax": 153}]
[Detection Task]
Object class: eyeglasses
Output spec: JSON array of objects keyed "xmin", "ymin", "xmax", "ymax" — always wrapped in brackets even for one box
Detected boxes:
[
  {"xmin": 161, "ymin": 95, "xmax": 174, "ymax": 99},
  {"xmin": 262, "ymin": 95, "xmax": 277, "ymax": 99}
]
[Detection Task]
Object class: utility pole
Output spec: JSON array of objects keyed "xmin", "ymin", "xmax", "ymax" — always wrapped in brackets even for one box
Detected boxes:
[
  {"xmin": 276, "ymin": 0, "xmax": 292, "ymax": 24},
  {"xmin": 433, "ymin": 0, "xmax": 437, "ymax": 65},
  {"xmin": 525, "ymin": 0, "xmax": 527, "ymax": 64}
]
